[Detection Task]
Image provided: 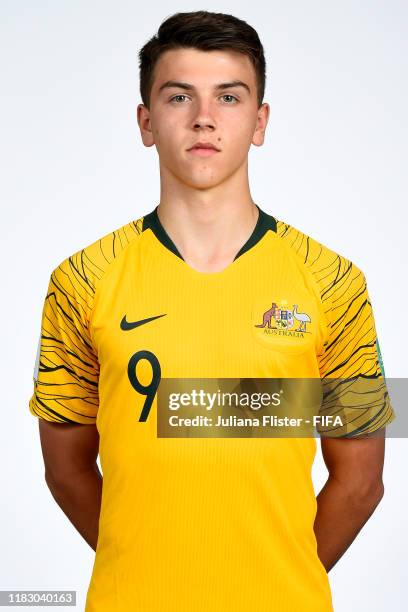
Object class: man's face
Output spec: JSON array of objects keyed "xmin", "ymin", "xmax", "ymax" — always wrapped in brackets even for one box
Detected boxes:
[{"xmin": 137, "ymin": 47, "xmax": 269, "ymax": 190}]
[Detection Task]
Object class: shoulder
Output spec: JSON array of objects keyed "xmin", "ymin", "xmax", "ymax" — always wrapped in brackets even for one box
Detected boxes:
[
  {"xmin": 274, "ymin": 217, "xmax": 367, "ymax": 308},
  {"xmin": 48, "ymin": 216, "xmax": 144, "ymax": 302}
]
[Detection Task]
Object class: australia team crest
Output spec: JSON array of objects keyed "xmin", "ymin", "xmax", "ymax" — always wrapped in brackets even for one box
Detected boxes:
[
  {"xmin": 255, "ymin": 301, "xmax": 311, "ymax": 335},
  {"xmin": 251, "ymin": 297, "xmax": 316, "ymax": 355}
]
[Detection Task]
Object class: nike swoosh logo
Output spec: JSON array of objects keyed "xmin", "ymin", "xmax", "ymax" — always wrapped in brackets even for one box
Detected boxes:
[{"xmin": 120, "ymin": 313, "xmax": 167, "ymax": 331}]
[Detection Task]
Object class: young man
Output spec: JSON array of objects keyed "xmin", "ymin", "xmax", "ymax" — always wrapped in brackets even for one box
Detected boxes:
[{"xmin": 29, "ymin": 10, "xmax": 395, "ymax": 612}]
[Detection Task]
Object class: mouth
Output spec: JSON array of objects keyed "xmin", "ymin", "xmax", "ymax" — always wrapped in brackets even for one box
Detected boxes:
[{"xmin": 187, "ymin": 142, "xmax": 221, "ymax": 157}]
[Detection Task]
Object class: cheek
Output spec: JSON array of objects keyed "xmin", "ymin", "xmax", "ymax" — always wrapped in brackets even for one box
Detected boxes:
[
  {"xmin": 222, "ymin": 121, "xmax": 253, "ymax": 156},
  {"xmin": 155, "ymin": 120, "xmax": 180, "ymax": 150},
  {"xmin": 150, "ymin": 125, "xmax": 160, "ymax": 147},
  {"xmin": 236, "ymin": 115, "xmax": 257, "ymax": 140},
  {"xmin": 224, "ymin": 111, "xmax": 254, "ymax": 140}
]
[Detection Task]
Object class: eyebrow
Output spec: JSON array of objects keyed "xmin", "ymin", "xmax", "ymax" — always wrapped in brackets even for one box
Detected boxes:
[{"xmin": 158, "ymin": 80, "xmax": 251, "ymax": 95}]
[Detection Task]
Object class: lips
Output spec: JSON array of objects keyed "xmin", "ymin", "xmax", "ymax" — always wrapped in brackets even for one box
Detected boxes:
[
  {"xmin": 187, "ymin": 142, "xmax": 220, "ymax": 158},
  {"xmin": 188, "ymin": 142, "xmax": 220, "ymax": 152}
]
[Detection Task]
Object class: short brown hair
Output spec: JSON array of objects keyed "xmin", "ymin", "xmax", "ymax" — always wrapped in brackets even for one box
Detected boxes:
[{"xmin": 138, "ymin": 11, "xmax": 266, "ymax": 109}]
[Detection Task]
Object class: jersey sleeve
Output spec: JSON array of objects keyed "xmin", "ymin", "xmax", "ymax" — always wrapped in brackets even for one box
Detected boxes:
[
  {"xmin": 28, "ymin": 256, "xmax": 99, "ymax": 424},
  {"xmin": 316, "ymin": 262, "xmax": 396, "ymax": 437}
]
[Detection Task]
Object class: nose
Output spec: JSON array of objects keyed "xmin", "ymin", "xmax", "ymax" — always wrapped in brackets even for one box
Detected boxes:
[
  {"xmin": 191, "ymin": 99, "xmax": 216, "ymax": 131},
  {"xmin": 193, "ymin": 117, "xmax": 215, "ymax": 130}
]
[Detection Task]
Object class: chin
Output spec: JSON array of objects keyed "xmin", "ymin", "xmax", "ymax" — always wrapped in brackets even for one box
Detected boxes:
[{"xmin": 183, "ymin": 174, "xmax": 225, "ymax": 190}]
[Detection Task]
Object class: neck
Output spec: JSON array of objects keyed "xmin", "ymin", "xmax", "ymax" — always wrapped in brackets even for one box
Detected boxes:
[{"xmin": 156, "ymin": 163, "xmax": 259, "ymax": 272}]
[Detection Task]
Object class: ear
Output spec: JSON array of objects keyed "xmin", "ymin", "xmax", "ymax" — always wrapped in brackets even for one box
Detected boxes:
[
  {"xmin": 252, "ymin": 102, "xmax": 270, "ymax": 147},
  {"xmin": 137, "ymin": 103, "xmax": 155, "ymax": 147}
]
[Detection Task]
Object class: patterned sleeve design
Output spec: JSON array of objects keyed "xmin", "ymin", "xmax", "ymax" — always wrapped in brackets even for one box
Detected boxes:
[
  {"xmin": 277, "ymin": 220, "xmax": 396, "ymax": 437},
  {"xmin": 29, "ymin": 218, "xmax": 143, "ymax": 424}
]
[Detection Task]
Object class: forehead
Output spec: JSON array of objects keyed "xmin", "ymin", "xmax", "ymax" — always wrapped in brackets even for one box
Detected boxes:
[{"xmin": 151, "ymin": 47, "xmax": 256, "ymax": 91}]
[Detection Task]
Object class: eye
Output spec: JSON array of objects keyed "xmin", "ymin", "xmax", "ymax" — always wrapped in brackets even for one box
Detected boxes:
[
  {"xmin": 170, "ymin": 94, "xmax": 190, "ymax": 103},
  {"xmin": 220, "ymin": 94, "xmax": 238, "ymax": 104}
]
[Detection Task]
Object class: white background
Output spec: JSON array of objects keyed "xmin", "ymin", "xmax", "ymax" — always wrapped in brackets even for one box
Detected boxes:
[{"xmin": 1, "ymin": 1, "xmax": 407, "ymax": 610}]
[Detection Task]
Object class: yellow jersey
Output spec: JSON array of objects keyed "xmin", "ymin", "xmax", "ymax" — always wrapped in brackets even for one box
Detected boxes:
[{"xmin": 29, "ymin": 204, "xmax": 395, "ymax": 611}]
